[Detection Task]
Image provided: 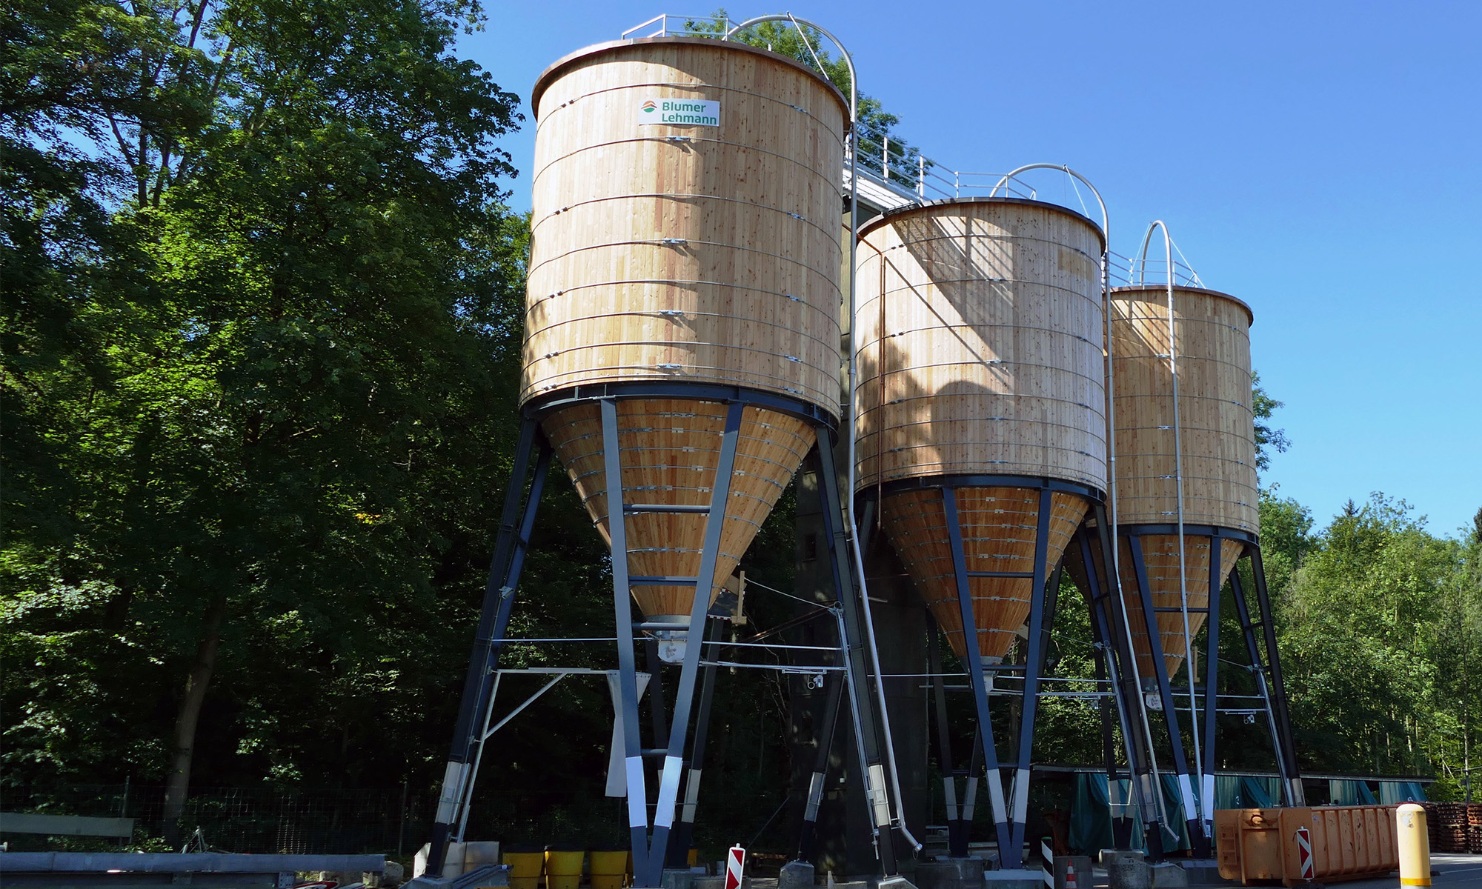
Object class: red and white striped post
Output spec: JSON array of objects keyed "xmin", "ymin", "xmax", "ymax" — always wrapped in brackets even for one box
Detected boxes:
[{"xmin": 724, "ymin": 844, "xmax": 746, "ymax": 889}]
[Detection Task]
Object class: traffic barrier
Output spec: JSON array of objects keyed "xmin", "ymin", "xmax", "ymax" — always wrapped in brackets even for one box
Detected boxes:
[{"xmin": 1214, "ymin": 806, "xmax": 1398, "ymax": 886}]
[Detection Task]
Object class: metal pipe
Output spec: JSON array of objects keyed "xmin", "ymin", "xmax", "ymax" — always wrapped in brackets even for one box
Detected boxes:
[
  {"xmin": 1135, "ymin": 220, "xmax": 1204, "ymax": 826},
  {"xmin": 726, "ymin": 13, "xmax": 921, "ymax": 854}
]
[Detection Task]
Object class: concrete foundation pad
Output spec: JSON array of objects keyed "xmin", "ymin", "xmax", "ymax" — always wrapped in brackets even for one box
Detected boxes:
[
  {"xmin": 1167, "ymin": 861, "xmax": 1225, "ymax": 886},
  {"xmin": 1148, "ymin": 864, "xmax": 1188, "ymax": 889},
  {"xmin": 660, "ymin": 870, "xmax": 696, "ymax": 889},
  {"xmin": 404, "ymin": 865, "xmax": 509, "ymax": 889},
  {"xmin": 779, "ymin": 862, "xmax": 816, "ymax": 889},
  {"xmin": 983, "ymin": 869, "xmax": 1045, "ymax": 889}
]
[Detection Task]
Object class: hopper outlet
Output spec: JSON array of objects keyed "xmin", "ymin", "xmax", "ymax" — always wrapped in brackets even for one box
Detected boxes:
[
  {"xmin": 646, "ymin": 618, "xmax": 689, "ymax": 664},
  {"xmin": 537, "ymin": 395, "xmax": 815, "ymax": 620}
]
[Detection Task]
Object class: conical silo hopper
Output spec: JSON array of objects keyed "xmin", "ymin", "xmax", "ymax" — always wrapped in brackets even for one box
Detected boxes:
[
  {"xmin": 1109, "ymin": 285, "xmax": 1258, "ymax": 681},
  {"xmin": 523, "ymin": 37, "xmax": 847, "ymax": 625},
  {"xmin": 855, "ymin": 198, "xmax": 1108, "ymax": 662}
]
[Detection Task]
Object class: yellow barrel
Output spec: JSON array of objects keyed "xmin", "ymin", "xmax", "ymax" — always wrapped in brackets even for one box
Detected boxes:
[
  {"xmin": 503, "ymin": 850, "xmax": 543, "ymax": 889},
  {"xmin": 525, "ymin": 38, "xmax": 848, "ymax": 619},
  {"xmin": 856, "ymin": 198, "xmax": 1107, "ymax": 659},
  {"xmin": 543, "ymin": 849, "xmax": 584, "ymax": 889},
  {"xmin": 588, "ymin": 850, "xmax": 628, "ymax": 889},
  {"xmin": 1110, "ymin": 285, "xmax": 1257, "ymax": 679}
]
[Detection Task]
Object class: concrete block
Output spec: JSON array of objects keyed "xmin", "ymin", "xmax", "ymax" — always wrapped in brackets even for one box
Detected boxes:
[
  {"xmin": 780, "ymin": 861, "xmax": 816, "ymax": 889},
  {"xmin": 384, "ymin": 862, "xmax": 407, "ymax": 888},
  {"xmin": 915, "ymin": 858, "xmax": 985, "ymax": 889},
  {"xmin": 691, "ymin": 877, "xmax": 726, "ymax": 889},
  {"xmin": 1105, "ymin": 852, "xmax": 1150, "ymax": 889},
  {"xmin": 661, "ymin": 870, "xmax": 696, "ymax": 889},
  {"xmin": 1148, "ymin": 863, "xmax": 1187, "ymax": 889},
  {"xmin": 1168, "ymin": 861, "xmax": 1223, "ymax": 886},
  {"xmin": 983, "ymin": 869, "xmax": 1046, "ymax": 889}
]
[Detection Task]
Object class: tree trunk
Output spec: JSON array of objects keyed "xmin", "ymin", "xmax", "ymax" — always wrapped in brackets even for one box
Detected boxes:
[{"xmin": 162, "ymin": 594, "xmax": 229, "ymax": 846}]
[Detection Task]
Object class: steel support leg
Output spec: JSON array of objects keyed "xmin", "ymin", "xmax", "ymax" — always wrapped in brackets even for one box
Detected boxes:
[
  {"xmin": 1069, "ymin": 505, "xmax": 1161, "ymax": 855},
  {"xmin": 796, "ymin": 670, "xmax": 845, "ymax": 862},
  {"xmin": 670, "ymin": 618, "xmax": 724, "ymax": 867},
  {"xmin": 927, "ymin": 618, "xmax": 969, "ymax": 858},
  {"xmin": 812, "ymin": 429, "xmax": 900, "ymax": 875},
  {"xmin": 1229, "ymin": 548, "xmax": 1305, "ymax": 806},
  {"xmin": 1194, "ymin": 542, "xmax": 1224, "ymax": 854},
  {"xmin": 1125, "ymin": 534, "xmax": 1202, "ymax": 850},
  {"xmin": 1006, "ymin": 487, "xmax": 1056, "ymax": 858}
]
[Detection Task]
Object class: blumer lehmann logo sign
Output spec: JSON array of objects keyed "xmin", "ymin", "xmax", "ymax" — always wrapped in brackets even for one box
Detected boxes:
[{"xmin": 639, "ymin": 98, "xmax": 720, "ymax": 126}]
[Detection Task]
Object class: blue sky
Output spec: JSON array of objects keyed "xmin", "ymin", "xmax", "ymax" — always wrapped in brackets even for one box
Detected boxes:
[{"xmin": 465, "ymin": 1, "xmax": 1481, "ymax": 539}]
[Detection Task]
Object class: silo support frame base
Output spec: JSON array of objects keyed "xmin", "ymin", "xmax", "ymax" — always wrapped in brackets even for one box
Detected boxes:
[
  {"xmin": 1114, "ymin": 525, "xmax": 1307, "ymax": 846},
  {"xmin": 603, "ymin": 396, "xmax": 742, "ymax": 889},
  {"xmin": 1065, "ymin": 506, "xmax": 1165, "ymax": 857},
  {"xmin": 810, "ymin": 428, "xmax": 901, "ymax": 876},
  {"xmin": 1122, "ymin": 531, "xmax": 1209, "ymax": 855},
  {"xmin": 938, "ymin": 479, "xmax": 1059, "ymax": 869}
]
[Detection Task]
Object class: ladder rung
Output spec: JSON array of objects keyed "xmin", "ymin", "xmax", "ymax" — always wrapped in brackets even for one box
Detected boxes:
[
  {"xmin": 629, "ymin": 576, "xmax": 699, "ymax": 587},
  {"xmin": 625, "ymin": 503, "xmax": 711, "ymax": 514}
]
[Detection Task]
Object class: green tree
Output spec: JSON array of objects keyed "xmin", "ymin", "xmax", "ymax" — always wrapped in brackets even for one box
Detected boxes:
[
  {"xmin": 1, "ymin": 0, "xmax": 525, "ymax": 840},
  {"xmin": 1277, "ymin": 495, "xmax": 1460, "ymax": 774},
  {"xmin": 1252, "ymin": 371, "xmax": 1289, "ymax": 475}
]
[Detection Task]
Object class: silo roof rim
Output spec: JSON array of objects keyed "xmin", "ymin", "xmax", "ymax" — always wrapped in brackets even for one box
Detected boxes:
[
  {"xmin": 531, "ymin": 36, "xmax": 851, "ymax": 126},
  {"xmin": 857, "ymin": 196, "xmax": 1107, "ymax": 250},
  {"xmin": 1109, "ymin": 284, "xmax": 1254, "ymax": 326}
]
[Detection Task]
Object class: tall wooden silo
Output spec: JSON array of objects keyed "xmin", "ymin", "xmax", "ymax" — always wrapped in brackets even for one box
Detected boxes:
[
  {"xmin": 525, "ymin": 37, "xmax": 848, "ymax": 623},
  {"xmin": 855, "ymin": 197, "xmax": 1107, "ymax": 865},
  {"xmin": 427, "ymin": 36, "xmax": 909, "ymax": 887},
  {"xmin": 1109, "ymin": 285, "xmax": 1258, "ymax": 682}
]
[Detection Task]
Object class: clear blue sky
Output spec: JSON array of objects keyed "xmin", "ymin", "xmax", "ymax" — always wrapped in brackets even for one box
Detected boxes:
[{"xmin": 464, "ymin": 1, "xmax": 1481, "ymax": 540}]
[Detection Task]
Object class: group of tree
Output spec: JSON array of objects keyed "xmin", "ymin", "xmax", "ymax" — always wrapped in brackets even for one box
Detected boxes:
[
  {"xmin": 3, "ymin": 0, "xmax": 1480, "ymax": 860},
  {"xmin": 1263, "ymin": 493, "xmax": 1481, "ymax": 796}
]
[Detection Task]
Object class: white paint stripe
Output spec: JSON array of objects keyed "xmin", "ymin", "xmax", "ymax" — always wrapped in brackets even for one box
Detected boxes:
[
  {"xmin": 681, "ymin": 768, "xmax": 702, "ymax": 822},
  {"xmin": 625, "ymin": 757, "xmax": 647, "ymax": 827},
  {"xmin": 1201, "ymin": 774, "xmax": 1215, "ymax": 822},
  {"xmin": 963, "ymin": 777, "xmax": 978, "ymax": 819},
  {"xmin": 434, "ymin": 762, "xmax": 468, "ymax": 822},
  {"xmin": 1013, "ymin": 768, "xmax": 1031, "ymax": 824},
  {"xmin": 654, "ymin": 755, "xmax": 683, "ymax": 828},
  {"xmin": 942, "ymin": 778, "xmax": 959, "ymax": 820},
  {"xmin": 1178, "ymin": 774, "xmax": 1196, "ymax": 823},
  {"xmin": 987, "ymin": 775, "xmax": 1008, "ymax": 825},
  {"xmin": 804, "ymin": 772, "xmax": 825, "ymax": 821}
]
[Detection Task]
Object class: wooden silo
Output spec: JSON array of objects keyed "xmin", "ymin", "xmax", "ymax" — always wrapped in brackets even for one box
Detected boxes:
[
  {"xmin": 1109, "ymin": 285, "xmax": 1257, "ymax": 681},
  {"xmin": 525, "ymin": 37, "xmax": 848, "ymax": 622},
  {"xmin": 855, "ymin": 198, "xmax": 1108, "ymax": 662}
]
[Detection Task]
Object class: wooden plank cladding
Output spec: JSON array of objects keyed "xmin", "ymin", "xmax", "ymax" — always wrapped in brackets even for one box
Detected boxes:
[
  {"xmin": 523, "ymin": 38, "xmax": 848, "ymax": 415},
  {"xmin": 854, "ymin": 199, "xmax": 1108, "ymax": 491},
  {"xmin": 1118, "ymin": 534, "xmax": 1246, "ymax": 679},
  {"xmin": 881, "ymin": 487, "xmax": 1089, "ymax": 660},
  {"xmin": 1110, "ymin": 286, "xmax": 1258, "ymax": 533},
  {"xmin": 540, "ymin": 398, "xmax": 813, "ymax": 619}
]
